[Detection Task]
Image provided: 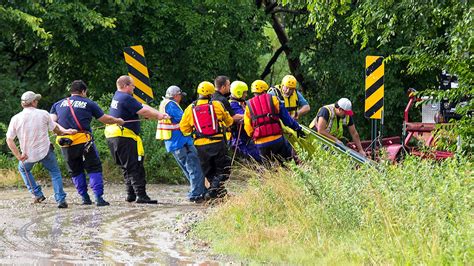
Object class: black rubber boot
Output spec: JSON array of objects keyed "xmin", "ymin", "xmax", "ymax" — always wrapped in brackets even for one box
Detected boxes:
[
  {"xmin": 82, "ymin": 193, "xmax": 92, "ymax": 205},
  {"xmin": 96, "ymin": 196, "xmax": 110, "ymax": 207},
  {"xmin": 125, "ymin": 185, "xmax": 136, "ymax": 202},
  {"xmin": 135, "ymin": 194, "xmax": 158, "ymax": 204}
]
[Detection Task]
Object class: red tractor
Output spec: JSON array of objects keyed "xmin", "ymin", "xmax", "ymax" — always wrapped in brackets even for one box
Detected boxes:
[{"xmin": 348, "ymin": 88, "xmax": 455, "ymax": 162}]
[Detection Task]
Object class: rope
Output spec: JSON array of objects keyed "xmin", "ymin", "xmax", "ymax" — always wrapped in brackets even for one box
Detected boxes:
[
  {"xmin": 231, "ymin": 122, "xmax": 243, "ymax": 166},
  {"xmin": 20, "ymin": 160, "xmax": 35, "ymax": 197}
]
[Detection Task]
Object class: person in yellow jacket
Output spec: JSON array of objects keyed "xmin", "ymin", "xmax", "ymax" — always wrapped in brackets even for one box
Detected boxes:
[
  {"xmin": 180, "ymin": 81, "xmax": 233, "ymax": 198},
  {"xmin": 244, "ymin": 80, "xmax": 305, "ymax": 164},
  {"xmin": 106, "ymin": 75, "xmax": 169, "ymax": 204},
  {"xmin": 268, "ymin": 74, "xmax": 310, "ymax": 120}
]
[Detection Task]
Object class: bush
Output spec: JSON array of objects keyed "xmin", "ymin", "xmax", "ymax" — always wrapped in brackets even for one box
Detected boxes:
[{"xmin": 195, "ymin": 148, "xmax": 473, "ymax": 264}]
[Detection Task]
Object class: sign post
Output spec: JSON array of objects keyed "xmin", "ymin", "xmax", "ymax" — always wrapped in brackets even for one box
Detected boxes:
[
  {"xmin": 365, "ymin": 56, "xmax": 384, "ymax": 160},
  {"xmin": 123, "ymin": 45, "xmax": 154, "ymax": 104}
]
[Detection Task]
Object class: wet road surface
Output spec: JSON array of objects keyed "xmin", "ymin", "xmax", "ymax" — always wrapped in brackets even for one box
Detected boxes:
[{"xmin": 0, "ymin": 184, "xmax": 233, "ymax": 264}]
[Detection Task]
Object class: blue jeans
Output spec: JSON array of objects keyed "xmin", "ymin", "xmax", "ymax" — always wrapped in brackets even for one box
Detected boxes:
[
  {"xmin": 18, "ymin": 147, "xmax": 67, "ymax": 203},
  {"xmin": 171, "ymin": 145, "xmax": 207, "ymax": 199}
]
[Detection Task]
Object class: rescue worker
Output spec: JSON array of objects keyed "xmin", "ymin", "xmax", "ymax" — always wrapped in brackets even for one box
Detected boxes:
[
  {"xmin": 212, "ymin": 76, "xmax": 242, "ymax": 142},
  {"xmin": 229, "ymin": 81, "xmax": 262, "ymax": 163},
  {"xmin": 157, "ymin": 85, "xmax": 207, "ymax": 203},
  {"xmin": 7, "ymin": 91, "xmax": 75, "ymax": 208},
  {"xmin": 244, "ymin": 80, "xmax": 305, "ymax": 164},
  {"xmin": 180, "ymin": 81, "xmax": 233, "ymax": 198},
  {"xmin": 50, "ymin": 80, "xmax": 124, "ymax": 206},
  {"xmin": 309, "ymin": 98, "xmax": 366, "ymax": 156},
  {"xmin": 268, "ymin": 74, "xmax": 310, "ymax": 120},
  {"xmin": 106, "ymin": 75, "xmax": 169, "ymax": 204}
]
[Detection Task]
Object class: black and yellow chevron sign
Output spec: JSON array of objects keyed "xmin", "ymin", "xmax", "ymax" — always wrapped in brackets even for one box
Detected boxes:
[
  {"xmin": 365, "ymin": 56, "xmax": 384, "ymax": 119},
  {"xmin": 123, "ymin": 45, "xmax": 154, "ymax": 104}
]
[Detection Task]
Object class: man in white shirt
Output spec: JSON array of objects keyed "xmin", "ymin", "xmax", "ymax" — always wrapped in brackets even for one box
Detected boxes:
[{"xmin": 6, "ymin": 91, "xmax": 76, "ymax": 208}]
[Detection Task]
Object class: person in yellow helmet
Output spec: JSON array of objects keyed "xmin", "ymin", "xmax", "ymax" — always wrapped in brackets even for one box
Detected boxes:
[
  {"xmin": 180, "ymin": 81, "xmax": 233, "ymax": 198},
  {"xmin": 229, "ymin": 81, "xmax": 262, "ymax": 163},
  {"xmin": 244, "ymin": 80, "xmax": 305, "ymax": 165},
  {"xmin": 268, "ymin": 74, "xmax": 310, "ymax": 120}
]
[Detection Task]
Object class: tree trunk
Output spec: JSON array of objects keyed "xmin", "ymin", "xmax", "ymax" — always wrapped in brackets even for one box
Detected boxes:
[{"xmin": 260, "ymin": 0, "xmax": 307, "ymax": 92}]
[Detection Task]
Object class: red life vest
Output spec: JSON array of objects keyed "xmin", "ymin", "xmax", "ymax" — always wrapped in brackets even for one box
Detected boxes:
[
  {"xmin": 192, "ymin": 100, "xmax": 221, "ymax": 139},
  {"xmin": 247, "ymin": 94, "xmax": 282, "ymax": 139}
]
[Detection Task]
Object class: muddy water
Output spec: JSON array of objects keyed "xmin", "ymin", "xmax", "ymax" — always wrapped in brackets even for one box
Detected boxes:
[{"xmin": 0, "ymin": 184, "xmax": 233, "ymax": 264}]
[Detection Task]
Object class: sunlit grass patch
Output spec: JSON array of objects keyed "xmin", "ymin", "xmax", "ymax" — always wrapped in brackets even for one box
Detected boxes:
[{"xmin": 195, "ymin": 149, "xmax": 473, "ymax": 264}]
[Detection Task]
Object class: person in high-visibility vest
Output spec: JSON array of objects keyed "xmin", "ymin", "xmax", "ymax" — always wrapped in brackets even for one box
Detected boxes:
[
  {"xmin": 7, "ymin": 91, "xmax": 76, "ymax": 208},
  {"xmin": 106, "ymin": 75, "xmax": 169, "ymax": 204},
  {"xmin": 229, "ymin": 81, "xmax": 262, "ymax": 163},
  {"xmin": 180, "ymin": 81, "xmax": 233, "ymax": 199},
  {"xmin": 268, "ymin": 75, "xmax": 310, "ymax": 120},
  {"xmin": 50, "ymin": 80, "xmax": 125, "ymax": 207},
  {"xmin": 244, "ymin": 80, "xmax": 306, "ymax": 165},
  {"xmin": 309, "ymin": 98, "xmax": 366, "ymax": 156},
  {"xmin": 157, "ymin": 85, "xmax": 207, "ymax": 203}
]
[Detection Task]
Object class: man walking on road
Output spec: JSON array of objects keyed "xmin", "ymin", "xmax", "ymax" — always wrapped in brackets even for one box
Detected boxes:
[
  {"xmin": 157, "ymin": 85, "xmax": 207, "ymax": 203},
  {"xmin": 7, "ymin": 91, "xmax": 75, "ymax": 208},
  {"xmin": 105, "ymin": 75, "xmax": 169, "ymax": 204}
]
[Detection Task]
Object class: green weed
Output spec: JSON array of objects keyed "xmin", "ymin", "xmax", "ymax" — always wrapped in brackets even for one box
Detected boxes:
[{"xmin": 195, "ymin": 148, "xmax": 473, "ymax": 264}]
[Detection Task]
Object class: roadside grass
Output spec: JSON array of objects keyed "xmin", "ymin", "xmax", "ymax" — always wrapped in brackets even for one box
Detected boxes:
[{"xmin": 195, "ymin": 148, "xmax": 473, "ymax": 264}]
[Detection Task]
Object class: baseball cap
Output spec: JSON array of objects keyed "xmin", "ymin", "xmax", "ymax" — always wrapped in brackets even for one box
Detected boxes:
[
  {"xmin": 165, "ymin": 86, "xmax": 187, "ymax": 98},
  {"xmin": 21, "ymin": 91, "xmax": 42, "ymax": 104},
  {"xmin": 337, "ymin": 98, "xmax": 353, "ymax": 116}
]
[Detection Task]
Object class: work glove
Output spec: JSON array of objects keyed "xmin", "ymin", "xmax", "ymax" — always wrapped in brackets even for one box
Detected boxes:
[{"xmin": 296, "ymin": 128, "xmax": 306, "ymax": 138}]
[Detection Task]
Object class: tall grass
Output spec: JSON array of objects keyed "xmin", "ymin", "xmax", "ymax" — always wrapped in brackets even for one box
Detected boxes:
[{"xmin": 195, "ymin": 148, "xmax": 473, "ymax": 264}]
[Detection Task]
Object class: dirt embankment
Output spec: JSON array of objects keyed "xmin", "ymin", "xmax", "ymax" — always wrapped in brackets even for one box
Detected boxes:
[{"xmin": 0, "ymin": 184, "xmax": 235, "ymax": 264}]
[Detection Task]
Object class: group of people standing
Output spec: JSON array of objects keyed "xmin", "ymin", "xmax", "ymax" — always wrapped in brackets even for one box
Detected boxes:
[{"xmin": 6, "ymin": 74, "xmax": 366, "ymax": 207}]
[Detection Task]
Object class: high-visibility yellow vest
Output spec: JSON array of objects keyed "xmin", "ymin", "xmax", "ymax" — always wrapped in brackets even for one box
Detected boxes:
[
  {"xmin": 270, "ymin": 85, "xmax": 299, "ymax": 118},
  {"xmin": 104, "ymin": 124, "xmax": 144, "ymax": 156},
  {"xmin": 323, "ymin": 104, "xmax": 349, "ymax": 139},
  {"xmin": 156, "ymin": 99, "xmax": 181, "ymax": 140},
  {"xmin": 56, "ymin": 132, "xmax": 91, "ymax": 147}
]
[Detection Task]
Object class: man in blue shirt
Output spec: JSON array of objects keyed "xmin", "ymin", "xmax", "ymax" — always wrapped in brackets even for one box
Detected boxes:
[
  {"xmin": 157, "ymin": 86, "xmax": 207, "ymax": 202},
  {"xmin": 106, "ymin": 75, "xmax": 169, "ymax": 204},
  {"xmin": 51, "ymin": 80, "xmax": 124, "ymax": 206}
]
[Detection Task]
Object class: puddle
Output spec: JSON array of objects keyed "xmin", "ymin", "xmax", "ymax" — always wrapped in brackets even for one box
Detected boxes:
[{"xmin": 0, "ymin": 184, "xmax": 236, "ymax": 264}]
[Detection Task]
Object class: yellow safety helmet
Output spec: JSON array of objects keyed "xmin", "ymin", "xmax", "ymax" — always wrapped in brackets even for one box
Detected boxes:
[
  {"xmin": 251, "ymin": 80, "xmax": 269, "ymax": 94},
  {"xmin": 282, "ymin": 75, "xmax": 297, "ymax": 89},
  {"xmin": 230, "ymin": 81, "xmax": 248, "ymax": 99},
  {"xmin": 197, "ymin": 81, "xmax": 215, "ymax": 96}
]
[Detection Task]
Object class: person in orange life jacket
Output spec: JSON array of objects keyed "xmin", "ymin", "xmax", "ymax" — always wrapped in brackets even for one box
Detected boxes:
[
  {"xmin": 180, "ymin": 81, "xmax": 234, "ymax": 199},
  {"xmin": 7, "ymin": 91, "xmax": 76, "ymax": 208},
  {"xmin": 229, "ymin": 81, "xmax": 262, "ymax": 163},
  {"xmin": 106, "ymin": 75, "xmax": 170, "ymax": 204},
  {"xmin": 157, "ymin": 86, "xmax": 207, "ymax": 203},
  {"xmin": 309, "ymin": 98, "xmax": 366, "ymax": 156},
  {"xmin": 50, "ymin": 80, "xmax": 124, "ymax": 206},
  {"xmin": 268, "ymin": 75, "xmax": 310, "ymax": 120},
  {"xmin": 244, "ymin": 80, "xmax": 306, "ymax": 164}
]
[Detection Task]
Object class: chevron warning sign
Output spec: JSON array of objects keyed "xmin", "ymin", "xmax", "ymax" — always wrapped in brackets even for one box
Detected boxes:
[
  {"xmin": 365, "ymin": 56, "xmax": 384, "ymax": 119},
  {"xmin": 123, "ymin": 45, "xmax": 154, "ymax": 104}
]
